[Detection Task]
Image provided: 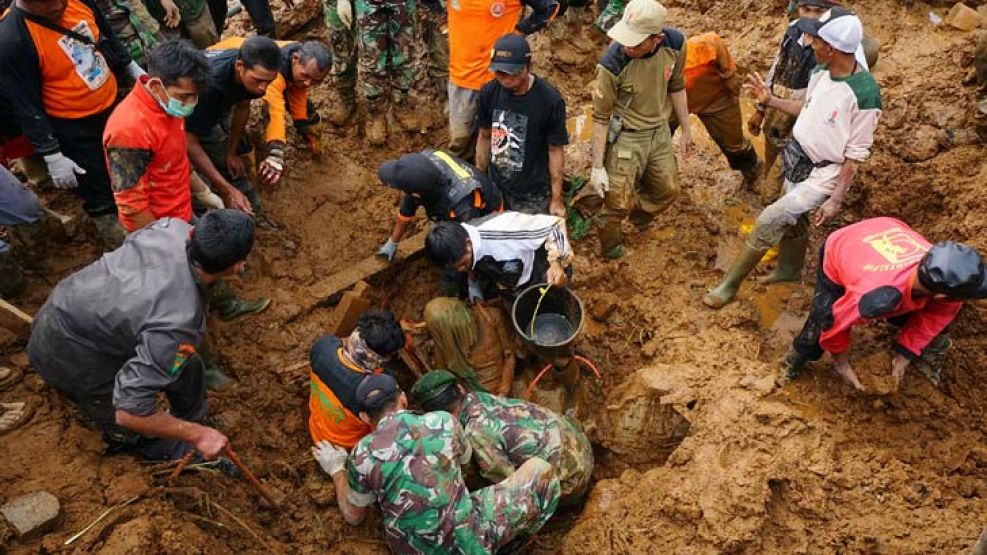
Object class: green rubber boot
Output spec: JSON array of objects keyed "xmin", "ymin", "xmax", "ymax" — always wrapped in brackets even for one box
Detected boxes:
[
  {"xmin": 209, "ymin": 280, "xmax": 271, "ymax": 322},
  {"xmin": 598, "ymin": 220, "xmax": 627, "ymax": 260},
  {"xmin": 762, "ymin": 234, "xmax": 809, "ymax": 284},
  {"xmin": 703, "ymin": 244, "xmax": 767, "ymax": 309}
]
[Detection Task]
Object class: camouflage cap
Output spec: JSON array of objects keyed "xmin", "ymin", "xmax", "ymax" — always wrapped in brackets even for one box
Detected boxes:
[{"xmin": 411, "ymin": 370, "xmax": 459, "ymax": 408}]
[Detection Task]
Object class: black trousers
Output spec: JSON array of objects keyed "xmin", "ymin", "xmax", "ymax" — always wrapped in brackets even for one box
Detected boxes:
[
  {"xmin": 792, "ymin": 245, "xmax": 845, "ymax": 362},
  {"xmin": 207, "ymin": 0, "xmax": 227, "ymax": 34},
  {"xmin": 51, "ymin": 109, "xmax": 118, "ymax": 217},
  {"xmin": 240, "ymin": 0, "xmax": 275, "ymax": 35}
]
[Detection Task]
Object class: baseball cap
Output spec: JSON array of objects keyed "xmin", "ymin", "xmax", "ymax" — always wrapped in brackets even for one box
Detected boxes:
[
  {"xmin": 488, "ymin": 34, "xmax": 531, "ymax": 75},
  {"xmin": 378, "ymin": 152, "xmax": 441, "ymax": 195},
  {"xmin": 917, "ymin": 241, "xmax": 987, "ymax": 299},
  {"xmin": 796, "ymin": 7, "xmax": 862, "ymax": 54},
  {"xmin": 607, "ymin": 0, "xmax": 667, "ymax": 48},
  {"xmin": 798, "ymin": 0, "xmax": 841, "ymax": 7},
  {"xmin": 410, "ymin": 369, "xmax": 458, "ymax": 409},
  {"xmin": 356, "ymin": 374, "xmax": 401, "ymax": 413}
]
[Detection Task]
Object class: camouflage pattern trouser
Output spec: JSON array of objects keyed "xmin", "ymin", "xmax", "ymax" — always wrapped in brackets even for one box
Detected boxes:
[
  {"xmin": 595, "ymin": 0, "xmax": 623, "ymax": 33},
  {"xmin": 558, "ymin": 415, "xmax": 594, "ymax": 506},
  {"xmin": 470, "ymin": 457, "xmax": 561, "ymax": 551},
  {"xmin": 601, "ymin": 124, "xmax": 679, "ymax": 229},
  {"xmin": 421, "ymin": 7, "xmax": 448, "ymax": 82},
  {"xmin": 322, "ymin": 0, "xmax": 358, "ymax": 89},
  {"xmin": 355, "ymin": 0, "xmax": 419, "ymax": 102}
]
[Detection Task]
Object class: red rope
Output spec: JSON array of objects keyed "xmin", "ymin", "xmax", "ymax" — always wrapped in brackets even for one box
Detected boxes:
[{"xmin": 523, "ymin": 355, "xmax": 603, "ymax": 400}]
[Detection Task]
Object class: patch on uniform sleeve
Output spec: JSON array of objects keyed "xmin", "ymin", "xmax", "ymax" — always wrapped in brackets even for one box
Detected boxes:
[
  {"xmin": 858, "ymin": 286, "xmax": 902, "ymax": 319},
  {"xmin": 171, "ymin": 343, "xmax": 197, "ymax": 375},
  {"xmin": 107, "ymin": 148, "xmax": 154, "ymax": 192}
]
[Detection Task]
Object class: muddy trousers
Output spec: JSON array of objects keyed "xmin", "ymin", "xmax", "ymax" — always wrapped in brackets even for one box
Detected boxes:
[
  {"xmin": 323, "ymin": 0, "xmax": 358, "ymax": 87},
  {"xmin": 746, "ymin": 163, "xmax": 841, "ymax": 252},
  {"xmin": 421, "ymin": 7, "xmax": 448, "ymax": 85},
  {"xmin": 240, "ymin": 0, "xmax": 274, "ymax": 35},
  {"xmin": 791, "ymin": 245, "xmax": 844, "ymax": 366},
  {"xmin": 198, "ymin": 124, "xmax": 262, "ymax": 212},
  {"xmin": 470, "ymin": 457, "xmax": 561, "ymax": 551},
  {"xmin": 447, "ymin": 83, "xmax": 480, "ymax": 160},
  {"xmin": 50, "ymin": 109, "xmax": 119, "ymax": 218},
  {"xmin": 598, "ymin": 124, "xmax": 679, "ymax": 252},
  {"xmin": 669, "ymin": 93, "xmax": 757, "ymax": 174},
  {"xmin": 355, "ymin": 0, "xmax": 418, "ymax": 102}
]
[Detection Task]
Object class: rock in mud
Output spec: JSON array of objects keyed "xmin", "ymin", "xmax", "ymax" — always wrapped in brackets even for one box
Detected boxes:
[
  {"xmin": 0, "ymin": 491, "xmax": 62, "ymax": 540},
  {"xmin": 600, "ymin": 365, "xmax": 695, "ymax": 464}
]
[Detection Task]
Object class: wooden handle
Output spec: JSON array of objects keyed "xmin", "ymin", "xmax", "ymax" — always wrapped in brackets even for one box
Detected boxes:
[
  {"xmin": 224, "ymin": 446, "xmax": 280, "ymax": 508},
  {"xmin": 168, "ymin": 451, "xmax": 195, "ymax": 484}
]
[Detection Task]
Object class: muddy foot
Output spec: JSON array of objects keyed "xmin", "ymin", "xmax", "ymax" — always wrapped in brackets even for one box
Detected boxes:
[{"xmin": 0, "ymin": 401, "xmax": 34, "ymax": 434}]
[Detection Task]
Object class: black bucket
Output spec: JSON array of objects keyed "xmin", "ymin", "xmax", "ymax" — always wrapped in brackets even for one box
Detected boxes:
[{"xmin": 511, "ymin": 283, "xmax": 585, "ymax": 361}]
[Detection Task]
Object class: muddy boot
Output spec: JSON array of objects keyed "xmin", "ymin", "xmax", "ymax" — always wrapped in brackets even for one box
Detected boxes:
[
  {"xmin": 14, "ymin": 155, "xmax": 51, "ymax": 188},
  {"xmin": 208, "ymin": 280, "xmax": 271, "ymax": 322},
  {"xmin": 777, "ymin": 349, "xmax": 808, "ymax": 387},
  {"xmin": 761, "ymin": 234, "xmax": 808, "ymax": 283},
  {"xmin": 391, "ymin": 94, "xmax": 420, "ymax": 134},
  {"xmin": 327, "ymin": 81, "xmax": 357, "ymax": 126},
  {"xmin": 0, "ymin": 247, "xmax": 25, "ymax": 298},
  {"xmin": 203, "ymin": 360, "xmax": 234, "ymax": 391},
  {"xmin": 915, "ymin": 335, "xmax": 952, "ymax": 386},
  {"xmin": 703, "ymin": 244, "xmax": 767, "ymax": 309},
  {"xmin": 597, "ymin": 220, "xmax": 626, "ymax": 260},
  {"xmin": 365, "ymin": 99, "xmax": 388, "ymax": 147},
  {"xmin": 91, "ymin": 214, "xmax": 126, "ymax": 250}
]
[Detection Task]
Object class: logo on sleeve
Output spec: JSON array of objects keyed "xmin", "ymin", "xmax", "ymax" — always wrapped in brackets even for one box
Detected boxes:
[{"xmin": 170, "ymin": 343, "xmax": 197, "ymax": 375}]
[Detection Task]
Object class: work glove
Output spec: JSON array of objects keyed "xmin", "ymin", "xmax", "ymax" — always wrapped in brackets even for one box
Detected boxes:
[
  {"xmin": 467, "ymin": 278, "xmax": 484, "ymax": 303},
  {"xmin": 377, "ymin": 238, "xmax": 398, "ymax": 261},
  {"xmin": 43, "ymin": 153, "xmax": 85, "ymax": 189},
  {"xmin": 337, "ymin": 0, "xmax": 353, "ymax": 27},
  {"xmin": 125, "ymin": 60, "xmax": 147, "ymax": 81},
  {"xmin": 312, "ymin": 440, "xmax": 348, "ymax": 476},
  {"xmin": 194, "ymin": 187, "xmax": 225, "ymax": 210},
  {"xmin": 259, "ymin": 145, "xmax": 286, "ymax": 186},
  {"xmin": 587, "ymin": 166, "xmax": 608, "ymax": 198}
]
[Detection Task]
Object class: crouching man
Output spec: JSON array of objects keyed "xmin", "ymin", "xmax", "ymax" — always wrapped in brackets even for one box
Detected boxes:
[
  {"xmin": 312, "ymin": 373, "xmax": 560, "ymax": 553},
  {"xmin": 27, "ymin": 210, "xmax": 255, "ymax": 460}
]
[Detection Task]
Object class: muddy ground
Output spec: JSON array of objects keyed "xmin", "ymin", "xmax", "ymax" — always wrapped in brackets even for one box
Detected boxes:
[{"xmin": 2, "ymin": 0, "xmax": 987, "ymax": 553}]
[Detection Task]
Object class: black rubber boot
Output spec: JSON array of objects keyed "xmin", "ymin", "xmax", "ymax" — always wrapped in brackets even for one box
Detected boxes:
[{"xmin": 777, "ymin": 349, "xmax": 808, "ymax": 387}]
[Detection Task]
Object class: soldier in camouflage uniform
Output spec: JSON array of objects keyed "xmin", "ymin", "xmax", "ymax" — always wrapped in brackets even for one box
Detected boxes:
[
  {"xmin": 595, "ymin": 0, "xmax": 624, "ymax": 33},
  {"xmin": 322, "ymin": 0, "xmax": 359, "ymax": 126},
  {"xmin": 93, "ymin": 0, "xmax": 163, "ymax": 67},
  {"xmin": 313, "ymin": 373, "xmax": 561, "ymax": 554},
  {"xmin": 412, "ymin": 369, "xmax": 593, "ymax": 506}
]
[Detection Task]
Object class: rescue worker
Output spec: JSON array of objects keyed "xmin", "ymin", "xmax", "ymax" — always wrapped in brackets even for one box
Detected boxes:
[
  {"xmin": 0, "ymin": 0, "xmax": 147, "ymax": 248},
  {"xmin": 672, "ymin": 32, "xmax": 760, "ymax": 187},
  {"xmin": 26, "ymin": 210, "xmax": 255, "ymax": 460},
  {"xmin": 423, "ymin": 297, "xmax": 515, "ymax": 395},
  {"xmin": 209, "ymin": 37, "xmax": 332, "ymax": 186},
  {"xmin": 588, "ymin": 0, "xmax": 692, "ymax": 260},
  {"xmin": 704, "ymin": 7, "xmax": 881, "ymax": 309},
  {"xmin": 425, "ymin": 211, "xmax": 574, "ymax": 302},
  {"xmin": 312, "ymin": 373, "xmax": 561, "ymax": 553},
  {"xmin": 376, "ymin": 149, "xmax": 502, "ymax": 262},
  {"xmin": 92, "ymin": 0, "xmax": 163, "ymax": 66},
  {"xmin": 308, "ymin": 309, "xmax": 406, "ymax": 450},
  {"xmin": 146, "ymin": 0, "xmax": 218, "ymax": 48},
  {"xmin": 444, "ymin": 0, "xmax": 558, "ymax": 158},
  {"xmin": 779, "ymin": 217, "xmax": 987, "ymax": 390},
  {"xmin": 475, "ymin": 34, "xmax": 569, "ymax": 216},
  {"xmin": 747, "ymin": 0, "xmax": 876, "ymax": 190},
  {"xmin": 412, "ymin": 369, "xmax": 593, "ymax": 505},
  {"xmin": 103, "ymin": 40, "xmax": 271, "ymax": 324},
  {"xmin": 186, "ymin": 35, "xmax": 281, "ymax": 217}
]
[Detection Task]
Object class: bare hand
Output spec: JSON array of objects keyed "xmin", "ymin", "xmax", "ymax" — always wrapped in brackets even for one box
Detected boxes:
[
  {"xmin": 743, "ymin": 72, "xmax": 772, "ymax": 105},
  {"xmin": 833, "ymin": 354, "xmax": 864, "ymax": 391},
  {"xmin": 193, "ymin": 426, "xmax": 229, "ymax": 460},
  {"xmin": 546, "ymin": 262, "xmax": 568, "ymax": 287},
  {"xmin": 891, "ymin": 354, "xmax": 910, "ymax": 391},
  {"xmin": 221, "ymin": 187, "xmax": 255, "ymax": 216},
  {"xmin": 679, "ymin": 130, "xmax": 693, "ymax": 159},
  {"xmin": 226, "ymin": 152, "xmax": 246, "ymax": 179},
  {"xmin": 549, "ymin": 197, "xmax": 566, "ymax": 218},
  {"xmin": 160, "ymin": 0, "xmax": 181, "ymax": 27},
  {"xmin": 747, "ymin": 110, "xmax": 764, "ymax": 136},
  {"xmin": 813, "ymin": 197, "xmax": 841, "ymax": 227}
]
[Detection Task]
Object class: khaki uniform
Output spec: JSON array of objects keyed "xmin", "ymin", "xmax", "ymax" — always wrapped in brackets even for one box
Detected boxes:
[{"xmin": 593, "ymin": 30, "xmax": 686, "ymax": 251}]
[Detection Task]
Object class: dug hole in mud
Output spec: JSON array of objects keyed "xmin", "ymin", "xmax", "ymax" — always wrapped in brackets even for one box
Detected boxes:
[{"xmin": 3, "ymin": 0, "xmax": 987, "ymax": 552}]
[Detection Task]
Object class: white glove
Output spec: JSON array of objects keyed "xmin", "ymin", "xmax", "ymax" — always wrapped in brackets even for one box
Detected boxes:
[
  {"xmin": 43, "ymin": 153, "xmax": 85, "ymax": 189},
  {"xmin": 312, "ymin": 440, "xmax": 348, "ymax": 476},
  {"xmin": 467, "ymin": 278, "xmax": 483, "ymax": 303},
  {"xmin": 337, "ymin": 0, "xmax": 353, "ymax": 27},
  {"xmin": 194, "ymin": 187, "xmax": 225, "ymax": 210},
  {"xmin": 588, "ymin": 167, "xmax": 608, "ymax": 198},
  {"xmin": 125, "ymin": 60, "xmax": 147, "ymax": 80},
  {"xmin": 377, "ymin": 238, "xmax": 398, "ymax": 261}
]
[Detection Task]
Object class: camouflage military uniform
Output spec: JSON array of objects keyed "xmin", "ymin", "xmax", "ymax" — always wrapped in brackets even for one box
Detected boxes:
[
  {"xmin": 595, "ymin": 0, "xmax": 624, "ymax": 33},
  {"xmin": 322, "ymin": 0, "xmax": 358, "ymax": 92},
  {"xmin": 347, "ymin": 409, "xmax": 560, "ymax": 553},
  {"xmin": 460, "ymin": 391, "xmax": 593, "ymax": 506},
  {"xmin": 93, "ymin": 0, "xmax": 161, "ymax": 67},
  {"xmin": 354, "ymin": 0, "xmax": 420, "ymax": 103}
]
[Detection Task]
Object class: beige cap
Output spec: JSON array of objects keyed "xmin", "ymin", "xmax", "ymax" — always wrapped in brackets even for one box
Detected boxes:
[{"xmin": 607, "ymin": 0, "xmax": 667, "ymax": 47}]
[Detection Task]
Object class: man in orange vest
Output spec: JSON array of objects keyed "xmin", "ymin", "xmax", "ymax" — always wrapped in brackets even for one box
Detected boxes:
[
  {"xmin": 672, "ymin": 32, "xmax": 760, "ymax": 186},
  {"xmin": 308, "ymin": 309, "xmax": 407, "ymax": 449},
  {"xmin": 0, "ymin": 0, "xmax": 147, "ymax": 248}
]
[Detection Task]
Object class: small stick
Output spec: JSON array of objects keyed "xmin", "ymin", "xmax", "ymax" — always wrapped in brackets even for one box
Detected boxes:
[
  {"xmin": 209, "ymin": 499, "xmax": 280, "ymax": 553},
  {"xmin": 168, "ymin": 450, "xmax": 195, "ymax": 484},
  {"xmin": 224, "ymin": 446, "xmax": 281, "ymax": 508},
  {"xmin": 64, "ymin": 495, "xmax": 140, "ymax": 546}
]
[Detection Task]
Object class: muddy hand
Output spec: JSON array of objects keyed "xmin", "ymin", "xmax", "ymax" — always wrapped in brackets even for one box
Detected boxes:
[
  {"xmin": 744, "ymin": 72, "xmax": 772, "ymax": 105},
  {"xmin": 747, "ymin": 110, "xmax": 764, "ymax": 137},
  {"xmin": 160, "ymin": 0, "xmax": 181, "ymax": 27},
  {"xmin": 226, "ymin": 152, "xmax": 246, "ymax": 179},
  {"xmin": 833, "ymin": 357, "xmax": 864, "ymax": 391},
  {"xmin": 222, "ymin": 188, "xmax": 255, "ymax": 216},
  {"xmin": 193, "ymin": 426, "xmax": 229, "ymax": 460},
  {"xmin": 891, "ymin": 354, "xmax": 910, "ymax": 391},
  {"xmin": 813, "ymin": 197, "xmax": 841, "ymax": 227},
  {"xmin": 546, "ymin": 262, "xmax": 568, "ymax": 287}
]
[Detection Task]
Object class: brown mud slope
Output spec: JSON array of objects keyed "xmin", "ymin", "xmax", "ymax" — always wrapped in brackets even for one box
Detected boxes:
[{"xmin": 2, "ymin": 0, "xmax": 987, "ymax": 553}]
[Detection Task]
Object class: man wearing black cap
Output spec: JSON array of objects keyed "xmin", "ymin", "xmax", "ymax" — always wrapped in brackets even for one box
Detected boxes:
[
  {"xmin": 476, "ymin": 34, "xmax": 568, "ymax": 216},
  {"xmin": 376, "ymin": 149, "xmax": 503, "ymax": 261},
  {"xmin": 779, "ymin": 217, "xmax": 987, "ymax": 390},
  {"xmin": 26, "ymin": 210, "xmax": 257, "ymax": 460},
  {"xmin": 312, "ymin": 373, "xmax": 560, "ymax": 553}
]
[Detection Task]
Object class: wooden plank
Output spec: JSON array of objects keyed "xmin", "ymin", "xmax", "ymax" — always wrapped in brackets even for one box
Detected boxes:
[{"xmin": 0, "ymin": 299, "xmax": 33, "ymax": 336}]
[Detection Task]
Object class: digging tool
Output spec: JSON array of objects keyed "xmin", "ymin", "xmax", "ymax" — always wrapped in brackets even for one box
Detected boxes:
[
  {"xmin": 168, "ymin": 451, "xmax": 196, "ymax": 484},
  {"xmin": 223, "ymin": 446, "xmax": 281, "ymax": 508}
]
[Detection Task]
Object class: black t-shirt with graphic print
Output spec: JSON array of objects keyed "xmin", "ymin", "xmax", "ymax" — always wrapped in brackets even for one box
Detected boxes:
[{"xmin": 476, "ymin": 75, "xmax": 569, "ymax": 214}]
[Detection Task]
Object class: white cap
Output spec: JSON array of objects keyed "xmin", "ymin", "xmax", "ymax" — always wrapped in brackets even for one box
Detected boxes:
[
  {"xmin": 607, "ymin": 0, "xmax": 667, "ymax": 47},
  {"xmin": 796, "ymin": 7, "xmax": 863, "ymax": 54}
]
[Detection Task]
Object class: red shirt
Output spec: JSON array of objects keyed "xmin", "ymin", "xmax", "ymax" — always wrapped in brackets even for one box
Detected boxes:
[
  {"xmin": 820, "ymin": 217, "xmax": 962, "ymax": 358},
  {"xmin": 104, "ymin": 76, "xmax": 192, "ymax": 232}
]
